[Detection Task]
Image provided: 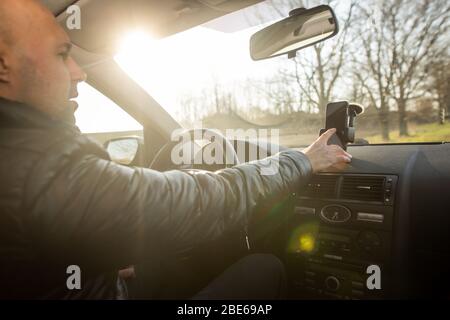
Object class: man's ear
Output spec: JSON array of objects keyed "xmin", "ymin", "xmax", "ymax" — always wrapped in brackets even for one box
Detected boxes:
[{"xmin": 0, "ymin": 52, "xmax": 11, "ymax": 83}]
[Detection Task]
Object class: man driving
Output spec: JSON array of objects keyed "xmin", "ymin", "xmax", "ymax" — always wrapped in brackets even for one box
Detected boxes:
[{"xmin": 0, "ymin": 0, "xmax": 352, "ymax": 299}]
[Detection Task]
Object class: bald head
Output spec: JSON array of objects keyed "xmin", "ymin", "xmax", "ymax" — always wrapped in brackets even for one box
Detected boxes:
[
  {"xmin": 0, "ymin": 0, "xmax": 54, "ymax": 46},
  {"xmin": 0, "ymin": 0, "xmax": 86, "ymax": 122},
  {"xmin": 0, "ymin": 4, "xmax": 13, "ymax": 45}
]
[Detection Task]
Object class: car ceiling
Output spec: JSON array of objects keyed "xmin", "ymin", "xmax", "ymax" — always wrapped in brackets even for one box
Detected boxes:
[
  {"xmin": 40, "ymin": 0, "xmax": 77, "ymax": 15},
  {"xmin": 42, "ymin": 0, "xmax": 264, "ymax": 54}
]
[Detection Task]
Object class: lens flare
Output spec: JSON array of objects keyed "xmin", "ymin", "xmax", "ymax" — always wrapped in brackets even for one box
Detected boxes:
[{"xmin": 299, "ymin": 234, "xmax": 315, "ymax": 253}]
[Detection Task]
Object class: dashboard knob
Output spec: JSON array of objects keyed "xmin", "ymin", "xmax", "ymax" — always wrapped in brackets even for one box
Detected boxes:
[
  {"xmin": 325, "ymin": 276, "xmax": 340, "ymax": 292},
  {"xmin": 357, "ymin": 231, "xmax": 382, "ymax": 253}
]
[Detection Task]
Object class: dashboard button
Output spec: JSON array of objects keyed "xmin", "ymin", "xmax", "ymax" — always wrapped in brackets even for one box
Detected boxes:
[
  {"xmin": 357, "ymin": 231, "xmax": 382, "ymax": 253},
  {"xmin": 294, "ymin": 206, "xmax": 316, "ymax": 215},
  {"xmin": 351, "ymin": 289, "xmax": 364, "ymax": 297},
  {"xmin": 357, "ymin": 212, "xmax": 384, "ymax": 223},
  {"xmin": 325, "ymin": 276, "xmax": 341, "ymax": 292},
  {"xmin": 351, "ymin": 281, "xmax": 364, "ymax": 289},
  {"xmin": 305, "ymin": 271, "xmax": 316, "ymax": 277}
]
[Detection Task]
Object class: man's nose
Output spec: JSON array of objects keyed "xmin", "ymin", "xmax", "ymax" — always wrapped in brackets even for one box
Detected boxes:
[{"xmin": 68, "ymin": 56, "xmax": 87, "ymax": 83}]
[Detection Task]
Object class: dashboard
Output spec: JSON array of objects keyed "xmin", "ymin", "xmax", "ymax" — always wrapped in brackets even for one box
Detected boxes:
[
  {"xmin": 149, "ymin": 138, "xmax": 450, "ymax": 299},
  {"xmin": 283, "ymin": 142, "xmax": 450, "ymax": 299}
]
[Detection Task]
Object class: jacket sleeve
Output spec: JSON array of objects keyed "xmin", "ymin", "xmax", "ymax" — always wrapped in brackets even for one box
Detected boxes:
[{"xmin": 24, "ymin": 144, "xmax": 312, "ymax": 272}]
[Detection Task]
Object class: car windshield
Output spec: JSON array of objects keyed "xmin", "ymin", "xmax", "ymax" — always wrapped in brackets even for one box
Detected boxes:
[{"xmin": 113, "ymin": 0, "xmax": 449, "ymax": 147}]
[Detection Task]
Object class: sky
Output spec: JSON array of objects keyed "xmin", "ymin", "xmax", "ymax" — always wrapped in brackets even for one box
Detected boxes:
[{"xmin": 74, "ymin": 2, "xmax": 286, "ymax": 133}]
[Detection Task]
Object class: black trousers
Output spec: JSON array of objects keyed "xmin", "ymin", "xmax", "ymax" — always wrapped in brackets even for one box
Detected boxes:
[
  {"xmin": 126, "ymin": 254, "xmax": 287, "ymax": 300},
  {"xmin": 192, "ymin": 254, "xmax": 287, "ymax": 300}
]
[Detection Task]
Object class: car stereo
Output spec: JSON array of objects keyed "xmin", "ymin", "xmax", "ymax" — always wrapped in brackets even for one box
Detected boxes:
[{"xmin": 285, "ymin": 173, "xmax": 398, "ymax": 299}]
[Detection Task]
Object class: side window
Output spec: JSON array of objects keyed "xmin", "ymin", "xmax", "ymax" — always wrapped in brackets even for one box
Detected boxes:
[{"xmin": 74, "ymin": 83, "xmax": 143, "ymax": 145}]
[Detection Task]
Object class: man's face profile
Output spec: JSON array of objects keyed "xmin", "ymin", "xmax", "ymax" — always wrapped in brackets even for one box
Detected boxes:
[{"xmin": 0, "ymin": 0, "xmax": 86, "ymax": 122}]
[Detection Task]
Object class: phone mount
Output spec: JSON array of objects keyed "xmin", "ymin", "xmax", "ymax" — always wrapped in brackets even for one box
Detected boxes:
[{"xmin": 319, "ymin": 101, "xmax": 364, "ymax": 150}]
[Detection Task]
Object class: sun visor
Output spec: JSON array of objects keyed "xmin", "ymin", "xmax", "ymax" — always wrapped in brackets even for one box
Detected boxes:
[{"xmin": 57, "ymin": 0, "xmax": 263, "ymax": 55}]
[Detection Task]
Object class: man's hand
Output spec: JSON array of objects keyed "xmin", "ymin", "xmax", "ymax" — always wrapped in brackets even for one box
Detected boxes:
[
  {"xmin": 118, "ymin": 266, "xmax": 135, "ymax": 280},
  {"xmin": 302, "ymin": 128, "xmax": 352, "ymax": 173}
]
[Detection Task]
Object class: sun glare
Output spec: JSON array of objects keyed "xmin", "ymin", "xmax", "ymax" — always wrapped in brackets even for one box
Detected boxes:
[
  {"xmin": 118, "ymin": 30, "xmax": 157, "ymax": 58},
  {"xmin": 113, "ymin": 26, "xmax": 274, "ymax": 118}
]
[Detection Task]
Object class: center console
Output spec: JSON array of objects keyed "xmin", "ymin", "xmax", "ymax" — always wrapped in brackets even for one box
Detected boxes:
[{"xmin": 285, "ymin": 173, "xmax": 398, "ymax": 299}]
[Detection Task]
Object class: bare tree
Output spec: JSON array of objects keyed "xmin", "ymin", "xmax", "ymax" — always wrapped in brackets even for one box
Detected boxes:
[
  {"xmin": 177, "ymin": 92, "xmax": 211, "ymax": 125},
  {"xmin": 352, "ymin": 1, "xmax": 399, "ymax": 141},
  {"xmin": 276, "ymin": 0, "xmax": 356, "ymax": 114},
  {"xmin": 214, "ymin": 86, "xmax": 238, "ymax": 114},
  {"xmin": 427, "ymin": 58, "xmax": 450, "ymax": 124},
  {"xmin": 251, "ymin": 75, "xmax": 298, "ymax": 115},
  {"xmin": 390, "ymin": 0, "xmax": 449, "ymax": 135},
  {"xmin": 353, "ymin": 0, "xmax": 449, "ymax": 139}
]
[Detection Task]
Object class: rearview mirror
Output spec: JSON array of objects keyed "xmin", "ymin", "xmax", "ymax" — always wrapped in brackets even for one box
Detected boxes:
[
  {"xmin": 250, "ymin": 5, "xmax": 339, "ymax": 61},
  {"xmin": 104, "ymin": 137, "xmax": 142, "ymax": 166}
]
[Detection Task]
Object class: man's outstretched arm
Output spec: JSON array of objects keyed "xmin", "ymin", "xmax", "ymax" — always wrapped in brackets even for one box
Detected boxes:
[{"xmin": 25, "ymin": 128, "xmax": 350, "ymax": 273}]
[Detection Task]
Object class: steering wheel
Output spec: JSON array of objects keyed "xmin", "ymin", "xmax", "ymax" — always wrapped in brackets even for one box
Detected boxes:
[{"xmin": 150, "ymin": 128, "xmax": 241, "ymax": 171}]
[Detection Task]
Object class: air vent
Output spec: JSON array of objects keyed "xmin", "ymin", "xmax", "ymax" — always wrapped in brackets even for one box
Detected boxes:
[
  {"xmin": 341, "ymin": 176, "xmax": 385, "ymax": 202},
  {"xmin": 305, "ymin": 175, "xmax": 339, "ymax": 199}
]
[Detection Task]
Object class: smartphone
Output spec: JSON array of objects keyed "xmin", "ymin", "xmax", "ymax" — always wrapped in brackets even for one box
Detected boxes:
[{"xmin": 321, "ymin": 101, "xmax": 349, "ymax": 149}]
